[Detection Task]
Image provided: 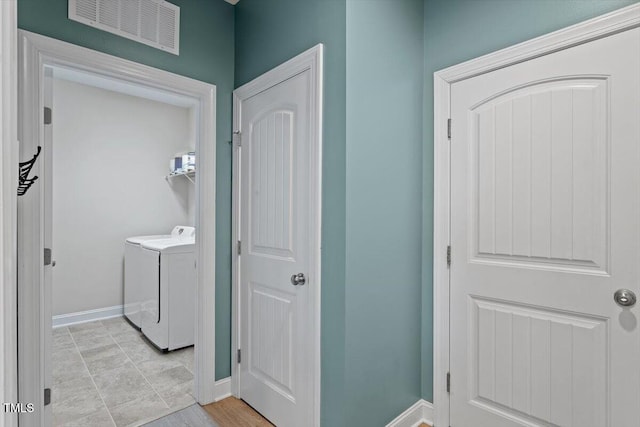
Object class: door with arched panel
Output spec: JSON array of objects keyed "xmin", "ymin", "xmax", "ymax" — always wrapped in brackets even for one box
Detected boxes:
[{"xmin": 450, "ymin": 27, "xmax": 640, "ymax": 427}]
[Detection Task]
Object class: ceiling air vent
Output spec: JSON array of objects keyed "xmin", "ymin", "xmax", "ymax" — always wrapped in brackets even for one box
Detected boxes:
[{"xmin": 69, "ymin": 0, "xmax": 180, "ymax": 55}]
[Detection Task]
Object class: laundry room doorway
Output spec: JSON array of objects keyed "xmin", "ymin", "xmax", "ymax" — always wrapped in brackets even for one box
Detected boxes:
[{"xmin": 17, "ymin": 31, "xmax": 218, "ymax": 427}]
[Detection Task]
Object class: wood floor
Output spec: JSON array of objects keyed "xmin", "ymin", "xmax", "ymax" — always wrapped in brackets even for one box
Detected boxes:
[
  {"xmin": 203, "ymin": 397, "xmax": 432, "ymax": 427},
  {"xmin": 203, "ymin": 397, "xmax": 273, "ymax": 427}
]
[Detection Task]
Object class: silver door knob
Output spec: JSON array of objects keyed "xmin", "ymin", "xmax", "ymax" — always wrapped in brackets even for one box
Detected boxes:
[
  {"xmin": 290, "ymin": 273, "xmax": 306, "ymax": 286},
  {"xmin": 614, "ymin": 289, "xmax": 636, "ymax": 307}
]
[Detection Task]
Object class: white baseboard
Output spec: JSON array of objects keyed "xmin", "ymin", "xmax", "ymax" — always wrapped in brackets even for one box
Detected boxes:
[
  {"xmin": 52, "ymin": 305, "xmax": 124, "ymax": 328},
  {"xmin": 214, "ymin": 377, "xmax": 231, "ymax": 402},
  {"xmin": 386, "ymin": 399, "xmax": 434, "ymax": 427}
]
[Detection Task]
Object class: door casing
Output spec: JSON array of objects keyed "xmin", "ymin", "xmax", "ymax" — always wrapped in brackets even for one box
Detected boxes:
[
  {"xmin": 0, "ymin": 2, "xmax": 18, "ymax": 427},
  {"xmin": 231, "ymin": 44, "xmax": 323, "ymax": 427},
  {"xmin": 17, "ymin": 30, "xmax": 218, "ymax": 426},
  {"xmin": 432, "ymin": 4, "xmax": 640, "ymax": 427}
]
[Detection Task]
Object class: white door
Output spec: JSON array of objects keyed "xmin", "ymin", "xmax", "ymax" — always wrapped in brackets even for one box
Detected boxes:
[
  {"xmin": 42, "ymin": 67, "xmax": 54, "ymax": 427},
  {"xmin": 450, "ymin": 28, "xmax": 640, "ymax": 427},
  {"xmin": 236, "ymin": 48, "xmax": 321, "ymax": 427}
]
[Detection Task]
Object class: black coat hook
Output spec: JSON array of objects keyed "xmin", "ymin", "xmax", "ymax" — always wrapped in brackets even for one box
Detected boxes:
[{"xmin": 17, "ymin": 146, "xmax": 41, "ymax": 196}]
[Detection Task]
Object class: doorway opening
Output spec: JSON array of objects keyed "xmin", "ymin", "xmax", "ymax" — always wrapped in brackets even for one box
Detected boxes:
[
  {"xmin": 48, "ymin": 65, "xmax": 198, "ymax": 426},
  {"xmin": 18, "ymin": 31, "xmax": 217, "ymax": 427}
]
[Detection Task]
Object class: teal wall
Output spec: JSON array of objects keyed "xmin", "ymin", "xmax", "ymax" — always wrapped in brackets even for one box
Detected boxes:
[
  {"xmin": 19, "ymin": 0, "xmax": 640, "ymax": 420},
  {"xmin": 345, "ymin": 0, "xmax": 424, "ymax": 425},
  {"xmin": 235, "ymin": 0, "xmax": 425, "ymax": 424},
  {"xmin": 18, "ymin": 0, "xmax": 235, "ymax": 380},
  {"xmin": 421, "ymin": 0, "xmax": 640, "ymax": 401},
  {"xmin": 234, "ymin": 1, "xmax": 347, "ymax": 425}
]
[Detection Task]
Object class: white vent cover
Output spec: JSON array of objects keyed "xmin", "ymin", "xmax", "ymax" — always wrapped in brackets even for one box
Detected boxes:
[{"xmin": 69, "ymin": 0, "xmax": 180, "ymax": 55}]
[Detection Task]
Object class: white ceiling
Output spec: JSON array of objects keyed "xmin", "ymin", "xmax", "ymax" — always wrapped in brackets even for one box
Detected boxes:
[
  {"xmin": 51, "ymin": 65, "xmax": 198, "ymax": 108},
  {"xmin": 224, "ymin": 0, "xmax": 239, "ymax": 5}
]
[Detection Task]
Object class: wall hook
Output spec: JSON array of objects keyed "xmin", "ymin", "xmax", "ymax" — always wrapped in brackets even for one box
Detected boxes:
[{"xmin": 17, "ymin": 146, "xmax": 41, "ymax": 196}]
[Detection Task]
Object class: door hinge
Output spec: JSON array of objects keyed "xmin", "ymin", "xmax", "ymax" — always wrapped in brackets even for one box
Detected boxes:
[
  {"xmin": 446, "ymin": 372, "xmax": 451, "ymax": 393},
  {"xmin": 44, "ymin": 248, "xmax": 52, "ymax": 266},
  {"xmin": 237, "ymin": 349, "xmax": 241, "ymax": 364},
  {"xmin": 44, "ymin": 107, "xmax": 52, "ymax": 125},
  {"xmin": 447, "ymin": 118, "xmax": 451, "ymax": 140},
  {"xmin": 44, "ymin": 388, "xmax": 51, "ymax": 406},
  {"xmin": 237, "ymin": 240, "xmax": 241, "ymax": 255},
  {"xmin": 446, "ymin": 245, "xmax": 451, "ymax": 268},
  {"xmin": 233, "ymin": 130, "xmax": 241, "ymax": 147}
]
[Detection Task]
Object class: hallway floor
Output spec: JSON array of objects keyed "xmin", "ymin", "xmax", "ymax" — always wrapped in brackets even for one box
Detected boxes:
[
  {"xmin": 145, "ymin": 398, "xmax": 273, "ymax": 427},
  {"xmin": 203, "ymin": 397, "xmax": 273, "ymax": 426},
  {"xmin": 52, "ymin": 317, "xmax": 194, "ymax": 427}
]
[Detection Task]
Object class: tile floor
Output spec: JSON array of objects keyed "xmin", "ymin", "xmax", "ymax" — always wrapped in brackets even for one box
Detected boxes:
[
  {"xmin": 52, "ymin": 317, "xmax": 195, "ymax": 427},
  {"xmin": 144, "ymin": 404, "xmax": 218, "ymax": 427}
]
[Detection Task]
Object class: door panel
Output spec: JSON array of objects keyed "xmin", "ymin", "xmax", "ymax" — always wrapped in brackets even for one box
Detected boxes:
[
  {"xmin": 473, "ymin": 78, "xmax": 608, "ymax": 271},
  {"xmin": 249, "ymin": 282, "xmax": 294, "ymax": 398},
  {"xmin": 450, "ymin": 28, "xmax": 640, "ymax": 427},
  {"xmin": 250, "ymin": 109, "xmax": 295, "ymax": 260},
  {"xmin": 239, "ymin": 70, "xmax": 312, "ymax": 427}
]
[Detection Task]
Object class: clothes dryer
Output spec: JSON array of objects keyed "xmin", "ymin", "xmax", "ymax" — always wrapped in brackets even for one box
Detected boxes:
[{"xmin": 139, "ymin": 227, "xmax": 196, "ymax": 350}]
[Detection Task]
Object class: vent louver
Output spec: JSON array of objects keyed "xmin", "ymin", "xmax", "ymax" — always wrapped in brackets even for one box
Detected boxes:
[{"xmin": 69, "ymin": 0, "xmax": 180, "ymax": 55}]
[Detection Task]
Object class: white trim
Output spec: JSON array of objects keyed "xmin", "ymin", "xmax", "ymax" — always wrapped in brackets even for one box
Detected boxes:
[
  {"xmin": 432, "ymin": 72, "xmax": 451, "ymax": 427},
  {"xmin": 230, "ymin": 90, "xmax": 240, "ymax": 397},
  {"xmin": 0, "ymin": 1, "xmax": 18, "ymax": 427},
  {"xmin": 385, "ymin": 400, "xmax": 433, "ymax": 427},
  {"xmin": 214, "ymin": 377, "xmax": 232, "ymax": 402},
  {"xmin": 432, "ymin": 4, "xmax": 640, "ymax": 427},
  {"xmin": 52, "ymin": 66, "xmax": 197, "ymax": 108},
  {"xmin": 52, "ymin": 306, "xmax": 124, "ymax": 328},
  {"xmin": 230, "ymin": 56, "xmax": 243, "ymax": 397},
  {"xmin": 17, "ymin": 30, "xmax": 217, "ymax": 426},
  {"xmin": 231, "ymin": 44, "xmax": 323, "ymax": 426},
  {"xmin": 436, "ymin": 3, "xmax": 640, "ymax": 84}
]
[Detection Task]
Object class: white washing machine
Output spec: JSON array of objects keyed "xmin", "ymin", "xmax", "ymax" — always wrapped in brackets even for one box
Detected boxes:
[
  {"xmin": 124, "ymin": 232, "xmax": 173, "ymax": 328},
  {"xmin": 139, "ymin": 226, "xmax": 196, "ymax": 351}
]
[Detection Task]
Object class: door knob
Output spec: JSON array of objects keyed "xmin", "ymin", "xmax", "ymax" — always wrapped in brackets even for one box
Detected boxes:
[
  {"xmin": 290, "ymin": 273, "xmax": 306, "ymax": 286},
  {"xmin": 614, "ymin": 289, "xmax": 636, "ymax": 307}
]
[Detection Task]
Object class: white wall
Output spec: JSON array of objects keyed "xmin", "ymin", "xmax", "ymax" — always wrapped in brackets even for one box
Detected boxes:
[{"xmin": 52, "ymin": 78, "xmax": 195, "ymax": 316}]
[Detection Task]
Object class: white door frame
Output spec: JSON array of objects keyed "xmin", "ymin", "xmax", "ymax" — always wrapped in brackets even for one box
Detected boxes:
[
  {"xmin": 231, "ymin": 44, "xmax": 323, "ymax": 426},
  {"xmin": 0, "ymin": 1, "xmax": 18, "ymax": 427},
  {"xmin": 432, "ymin": 4, "xmax": 640, "ymax": 427},
  {"xmin": 17, "ymin": 30, "xmax": 218, "ymax": 425}
]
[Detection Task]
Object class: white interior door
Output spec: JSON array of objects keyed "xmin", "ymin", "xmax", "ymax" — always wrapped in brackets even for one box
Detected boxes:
[
  {"xmin": 42, "ymin": 67, "xmax": 53, "ymax": 427},
  {"xmin": 237, "ymin": 58, "xmax": 319, "ymax": 426},
  {"xmin": 450, "ymin": 27, "xmax": 640, "ymax": 427}
]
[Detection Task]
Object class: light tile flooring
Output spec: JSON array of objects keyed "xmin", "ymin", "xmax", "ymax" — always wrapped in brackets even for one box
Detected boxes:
[{"xmin": 52, "ymin": 317, "xmax": 195, "ymax": 427}]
